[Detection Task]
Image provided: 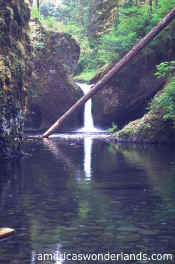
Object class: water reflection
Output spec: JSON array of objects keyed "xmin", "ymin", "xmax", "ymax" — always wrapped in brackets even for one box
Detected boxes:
[
  {"xmin": 84, "ymin": 136, "xmax": 92, "ymax": 180},
  {"xmin": 42, "ymin": 137, "xmax": 82, "ymax": 182},
  {"xmin": 0, "ymin": 138, "xmax": 175, "ymax": 263},
  {"xmin": 79, "ymin": 83, "xmax": 95, "ymax": 132}
]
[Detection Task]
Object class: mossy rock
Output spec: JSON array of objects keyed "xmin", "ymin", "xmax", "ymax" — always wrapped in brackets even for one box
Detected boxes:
[
  {"xmin": 114, "ymin": 110, "xmax": 175, "ymax": 144},
  {"xmin": 0, "ymin": 0, "xmax": 31, "ymax": 159},
  {"xmin": 24, "ymin": 20, "xmax": 82, "ymax": 132},
  {"xmin": 9, "ymin": 20, "xmax": 19, "ymax": 40}
]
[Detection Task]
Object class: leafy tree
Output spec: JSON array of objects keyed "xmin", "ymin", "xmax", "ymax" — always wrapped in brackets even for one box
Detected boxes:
[
  {"xmin": 150, "ymin": 61, "xmax": 175, "ymax": 124},
  {"xmin": 155, "ymin": 61, "xmax": 175, "ymax": 79},
  {"xmin": 31, "ymin": 0, "xmax": 175, "ymax": 82},
  {"xmin": 40, "ymin": 2, "xmax": 59, "ymax": 18},
  {"xmin": 94, "ymin": 0, "xmax": 175, "ymax": 68}
]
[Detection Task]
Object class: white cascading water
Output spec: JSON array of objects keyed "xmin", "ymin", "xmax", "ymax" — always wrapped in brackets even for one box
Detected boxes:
[
  {"xmin": 84, "ymin": 136, "xmax": 92, "ymax": 180},
  {"xmin": 78, "ymin": 83, "xmax": 99, "ymax": 132},
  {"xmin": 82, "ymin": 84, "xmax": 94, "ymax": 131},
  {"xmin": 77, "ymin": 82, "xmax": 100, "ymax": 180}
]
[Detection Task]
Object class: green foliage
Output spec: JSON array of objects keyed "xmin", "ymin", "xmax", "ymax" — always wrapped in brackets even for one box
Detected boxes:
[
  {"xmin": 35, "ymin": 0, "xmax": 175, "ymax": 81},
  {"xmin": 40, "ymin": 2, "xmax": 59, "ymax": 18},
  {"xmin": 107, "ymin": 144, "xmax": 117, "ymax": 155},
  {"xmin": 31, "ymin": 7, "xmax": 43, "ymax": 20},
  {"xmin": 75, "ymin": 69, "xmax": 98, "ymax": 82},
  {"xmin": 98, "ymin": 0, "xmax": 175, "ymax": 65},
  {"xmin": 151, "ymin": 78, "xmax": 175, "ymax": 122},
  {"xmin": 43, "ymin": 16, "xmax": 57, "ymax": 30},
  {"xmin": 155, "ymin": 61, "xmax": 175, "ymax": 79},
  {"xmin": 75, "ymin": 0, "xmax": 175, "ymax": 78},
  {"xmin": 150, "ymin": 61, "xmax": 175, "ymax": 124},
  {"xmin": 162, "ymin": 80, "xmax": 175, "ymax": 121},
  {"xmin": 38, "ymin": 0, "xmax": 95, "ymax": 77},
  {"xmin": 107, "ymin": 122, "xmax": 118, "ymax": 133},
  {"xmin": 99, "ymin": 5, "xmax": 149, "ymax": 60}
]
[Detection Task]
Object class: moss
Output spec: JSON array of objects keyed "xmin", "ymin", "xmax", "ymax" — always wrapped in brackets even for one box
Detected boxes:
[
  {"xmin": 16, "ymin": 42, "xmax": 26, "ymax": 57},
  {"xmin": 10, "ymin": 20, "xmax": 19, "ymax": 40},
  {"xmin": 0, "ymin": 19, "xmax": 9, "ymax": 50},
  {"xmin": 0, "ymin": 18, "xmax": 7, "ymax": 31},
  {"xmin": 0, "ymin": 0, "xmax": 31, "ymax": 159},
  {"xmin": 3, "ymin": 8, "xmax": 12, "ymax": 25},
  {"xmin": 6, "ymin": 7, "xmax": 14, "ymax": 20},
  {"xmin": 75, "ymin": 69, "xmax": 99, "ymax": 82},
  {"xmin": 114, "ymin": 99, "xmax": 175, "ymax": 144},
  {"xmin": 90, "ymin": 62, "xmax": 114, "ymax": 83}
]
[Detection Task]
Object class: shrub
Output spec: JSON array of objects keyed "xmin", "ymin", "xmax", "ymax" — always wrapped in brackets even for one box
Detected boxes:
[{"xmin": 150, "ymin": 61, "xmax": 175, "ymax": 124}]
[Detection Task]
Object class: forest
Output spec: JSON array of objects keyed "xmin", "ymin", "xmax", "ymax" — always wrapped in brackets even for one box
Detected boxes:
[
  {"xmin": 33, "ymin": 0, "xmax": 175, "ymax": 79},
  {"xmin": 1, "ymin": 0, "xmax": 175, "ymax": 262},
  {"xmin": 28, "ymin": 0, "xmax": 175, "ymax": 142}
]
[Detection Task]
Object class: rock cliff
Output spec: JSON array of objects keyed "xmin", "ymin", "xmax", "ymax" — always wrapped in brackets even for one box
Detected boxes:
[
  {"xmin": 92, "ymin": 52, "xmax": 165, "ymax": 129},
  {"xmin": 24, "ymin": 20, "xmax": 83, "ymax": 132},
  {"xmin": 0, "ymin": 0, "xmax": 31, "ymax": 159}
]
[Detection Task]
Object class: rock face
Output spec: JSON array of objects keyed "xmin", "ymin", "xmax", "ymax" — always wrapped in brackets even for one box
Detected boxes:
[
  {"xmin": 0, "ymin": 0, "xmax": 31, "ymax": 159},
  {"xmin": 114, "ymin": 109, "xmax": 175, "ymax": 144},
  {"xmin": 92, "ymin": 52, "xmax": 165, "ymax": 129},
  {"xmin": 113, "ymin": 89, "xmax": 175, "ymax": 144},
  {"xmin": 24, "ymin": 21, "xmax": 83, "ymax": 132}
]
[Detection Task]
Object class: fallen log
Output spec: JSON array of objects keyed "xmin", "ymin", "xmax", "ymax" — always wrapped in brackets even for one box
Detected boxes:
[
  {"xmin": 43, "ymin": 7, "xmax": 175, "ymax": 138},
  {"xmin": 0, "ymin": 227, "xmax": 15, "ymax": 239}
]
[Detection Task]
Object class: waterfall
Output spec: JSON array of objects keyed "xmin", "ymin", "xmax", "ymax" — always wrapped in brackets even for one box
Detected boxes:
[
  {"xmin": 76, "ymin": 82, "xmax": 104, "ymax": 180},
  {"xmin": 81, "ymin": 83, "xmax": 94, "ymax": 131},
  {"xmin": 76, "ymin": 83, "xmax": 95, "ymax": 180},
  {"xmin": 77, "ymin": 82, "xmax": 99, "ymax": 133}
]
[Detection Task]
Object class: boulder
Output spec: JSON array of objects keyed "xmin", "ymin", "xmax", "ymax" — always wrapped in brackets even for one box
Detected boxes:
[
  {"xmin": 113, "ymin": 89, "xmax": 175, "ymax": 144},
  {"xmin": 92, "ymin": 52, "xmax": 165, "ymax": 129},
  {"xmin": 114, "ymin": 111, "xmax": 175, "ymax": 143},
  {"xmin": 24, "ymin": 21, "xmax": 83, "ymax": 132}
]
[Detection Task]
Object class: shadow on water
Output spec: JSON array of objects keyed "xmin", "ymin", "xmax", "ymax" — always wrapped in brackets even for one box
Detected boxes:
[{"xmin": 0, "ymin": 136, "xmax": 175, "ymax": 263}]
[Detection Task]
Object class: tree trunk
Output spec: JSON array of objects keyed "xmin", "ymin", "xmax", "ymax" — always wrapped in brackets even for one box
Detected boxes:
[
  {"xmin": 42, "ymin": 7, "xmax": 175, "ymax": 138},
  {"xmin": 37, "ymin": 0, "xmax": 39, "ymax": 10},
  {"xmin": 149, "ymin": 0, "xmax": 152, "ymax": 12},
  {"xmin": 155, "ymin": 0, "xmax": 158, "ymax": 9}
]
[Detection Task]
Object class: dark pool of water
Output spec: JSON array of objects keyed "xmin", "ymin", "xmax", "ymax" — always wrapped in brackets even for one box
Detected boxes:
[{"xmin": 0, "ymin": 135, "xmax": 175, "ymax": 263}]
